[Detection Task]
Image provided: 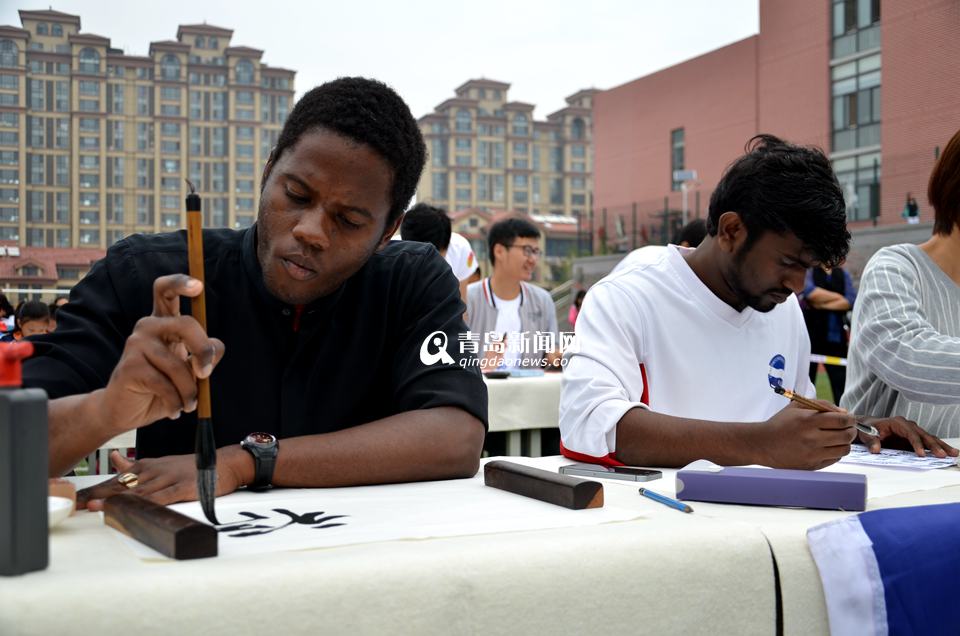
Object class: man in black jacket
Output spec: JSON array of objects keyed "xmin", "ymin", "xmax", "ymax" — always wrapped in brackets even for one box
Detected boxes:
[{"xmin": 28, "ymin": 78, "xmax": 487, "ymax": 508}]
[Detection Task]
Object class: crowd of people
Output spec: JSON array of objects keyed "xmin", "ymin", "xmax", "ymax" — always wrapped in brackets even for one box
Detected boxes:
[{"xmin": 8, "ymin": 76, "xmax": 959, "ymax": 508}]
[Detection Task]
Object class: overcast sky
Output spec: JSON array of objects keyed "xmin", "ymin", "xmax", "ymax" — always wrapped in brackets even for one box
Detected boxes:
[{"xmin": 3, "ymin": 0, "xmax": 759, "ymax": 119}]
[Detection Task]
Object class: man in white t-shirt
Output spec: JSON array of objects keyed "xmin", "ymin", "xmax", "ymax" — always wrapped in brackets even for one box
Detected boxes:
[
  {"xmin": 561, "ymin": 135, "xmax": 952, "ymax": 470},
  {"xmin": 400, "ymin": 203, "xmax": 480, "ymax": 301}
]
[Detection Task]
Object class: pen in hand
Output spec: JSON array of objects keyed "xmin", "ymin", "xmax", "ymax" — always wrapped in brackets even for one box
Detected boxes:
[
  {"xmin": 639, "ymin": 488, "xmax": 693, "ymax": 514},
  {"xmin": 772, "ymin": 384, "xmax": 880, "ymax": 436}
]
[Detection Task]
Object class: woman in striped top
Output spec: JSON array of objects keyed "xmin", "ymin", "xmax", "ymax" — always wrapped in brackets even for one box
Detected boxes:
[{"xmin": 842, "ymin": 128, "xmax": 960, "ymax": 445}]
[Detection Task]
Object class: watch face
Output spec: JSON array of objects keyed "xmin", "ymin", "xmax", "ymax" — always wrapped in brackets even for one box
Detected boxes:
[{"xmin": 245, "ymin": 432, "xmax": 276, "ymax": 447}]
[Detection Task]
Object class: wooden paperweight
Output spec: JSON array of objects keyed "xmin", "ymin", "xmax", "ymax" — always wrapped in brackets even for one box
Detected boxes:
[
  {"xmin": 484, "ymin": 460, "xmax": 604, "ymax": 509},
  {"xmin": 104, "ymin": 493, "xmax": 217, "ymax": 560}
]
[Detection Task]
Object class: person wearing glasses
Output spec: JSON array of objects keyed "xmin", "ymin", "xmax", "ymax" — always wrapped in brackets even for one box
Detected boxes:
[{"xmin": 465, "ymin": 217, "xmax": 560, "ymax": 371}]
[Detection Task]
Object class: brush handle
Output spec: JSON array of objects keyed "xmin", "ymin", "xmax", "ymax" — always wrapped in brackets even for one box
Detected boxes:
[{"xmin": 186, "ymin": 199, "xmax": 212, "ymax": 420}]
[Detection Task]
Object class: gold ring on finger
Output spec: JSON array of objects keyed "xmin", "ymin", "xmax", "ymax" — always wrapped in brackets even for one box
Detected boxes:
[{"xmin": 118, "ymin": 472, "xmax": 139, "ymax": 489}]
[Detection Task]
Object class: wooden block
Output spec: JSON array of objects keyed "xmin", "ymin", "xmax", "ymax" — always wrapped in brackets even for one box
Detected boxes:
[
  {"xmin": 104, "ymin": 494, "xmax": 217, "ymax": 560},
  {"xmin": 484, "ymin": 460, "xmax": 604, "ymax": 509}
]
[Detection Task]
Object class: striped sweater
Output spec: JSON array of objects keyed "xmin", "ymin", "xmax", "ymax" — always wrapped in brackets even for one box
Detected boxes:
[{"xmin": 841, "ymin": 244, "xmax": 960, "ymax": 437}]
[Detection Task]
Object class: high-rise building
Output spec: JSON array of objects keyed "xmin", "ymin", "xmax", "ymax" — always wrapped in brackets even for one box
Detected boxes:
[
  {"xmin": 417, "ymin": 79, "xmax": 595, "ymax": 222},
  {"xmin": 0, "ymin": 9, "xmax": 295, "ymax": 254}
]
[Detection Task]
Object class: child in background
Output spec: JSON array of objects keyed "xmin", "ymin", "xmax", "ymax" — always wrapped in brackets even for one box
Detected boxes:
[{"xmin": 0, "ymin": 300, "xmax": 51, "ymax": 342}]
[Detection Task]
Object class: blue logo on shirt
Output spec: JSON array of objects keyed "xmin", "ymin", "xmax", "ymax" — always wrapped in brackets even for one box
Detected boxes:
[{"xmin": 767, "ymin": 354, "xmax": 786, "ymax": 388}]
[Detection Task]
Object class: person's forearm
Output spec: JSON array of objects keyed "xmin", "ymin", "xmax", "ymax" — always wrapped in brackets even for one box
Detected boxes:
[
  {"xmin": 806, "ymin": 288, "xmax": 846, "ymax": 306},
  {"xmin": 48, "ymin": 390, "xmax": 117, "ymax": 477},
  {"xmin": 817, "ymin": 298, "xmax": 851, "ymax": 311},
  {"xmin": 220, "ymin": 407, "xmax": 486, "ymax": 489},
  {"xmin": 614, "ymin": 407, "xmax": 767, "ymax": 468}
]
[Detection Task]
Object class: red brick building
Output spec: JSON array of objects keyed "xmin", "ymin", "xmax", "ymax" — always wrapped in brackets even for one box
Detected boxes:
[
  {"xmin": 0, "ymin": 243, "xmax": 104, "ymax": 303},
  {"xmin": 593, "ymin": 0, "xmax": 960, "ymax": 252}
]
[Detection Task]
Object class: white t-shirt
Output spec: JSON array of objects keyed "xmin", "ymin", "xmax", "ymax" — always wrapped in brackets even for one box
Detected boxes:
[
  {"xmin": 560, "ymin": 245, "xmax": 814, "ymax": 460},
  {"xmin": 444, "ymin": 232, "xmax": 477, "ymax": 281},
  {"xmin": 493, "ymin": 293, "xmax": 523, "ymax": 368}
]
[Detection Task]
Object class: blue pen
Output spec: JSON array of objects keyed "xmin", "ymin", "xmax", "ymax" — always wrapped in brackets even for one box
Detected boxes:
[{"xmin": 639, "ymin": 487, "xmax": 694, "ymax": 513}]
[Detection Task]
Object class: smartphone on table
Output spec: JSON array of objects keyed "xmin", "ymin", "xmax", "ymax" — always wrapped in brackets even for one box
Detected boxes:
[{"xmin": 559, "ymin": 463, "xmax": 662, "ymax": 482}]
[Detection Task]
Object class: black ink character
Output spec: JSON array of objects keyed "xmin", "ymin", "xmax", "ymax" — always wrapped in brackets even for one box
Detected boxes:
[{"xmin": 217, "ymin": 508, "xmax": 348, "ymax": 537}]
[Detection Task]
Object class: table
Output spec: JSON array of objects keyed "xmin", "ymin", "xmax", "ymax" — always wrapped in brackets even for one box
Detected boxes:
[
  {"xmin": 4, "ymin": 447, "xmax": 959, "ymax": 635},
  {"xmin": 484, "ymin": 373, "xmax": 562, "ymax": 456}
]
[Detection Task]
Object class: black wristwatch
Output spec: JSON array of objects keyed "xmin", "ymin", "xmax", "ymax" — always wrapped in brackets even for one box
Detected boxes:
[{"xmin": 240, "ymin": 432, "xmax": 279, "ymax": 491}]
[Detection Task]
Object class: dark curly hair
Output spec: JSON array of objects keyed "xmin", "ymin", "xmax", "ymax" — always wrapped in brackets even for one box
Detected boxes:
[
  {"xmin": 707, "ymin": 134, "xmax": 850, "ymax": 267},
  {"xmin": 269, "ymin": 77, "xmax": 426, "ymax": 224}
]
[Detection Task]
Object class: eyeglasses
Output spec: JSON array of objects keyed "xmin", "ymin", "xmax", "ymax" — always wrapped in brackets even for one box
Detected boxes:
[{"xmin": 505, "ymin": 244, "xmax": 541, "ymax": 258}]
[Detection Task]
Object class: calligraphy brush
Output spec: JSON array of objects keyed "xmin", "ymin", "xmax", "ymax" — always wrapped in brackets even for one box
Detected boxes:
[
  {"xmin": 185, "ymin": 179, "xmax": 219, "ymax": 525},
  {"xmin": 771, "ymin": 384, "xmax": 879, "ymax": 436}
]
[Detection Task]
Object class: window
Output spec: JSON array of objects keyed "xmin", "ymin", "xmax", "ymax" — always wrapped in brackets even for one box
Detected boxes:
[
  {"xmin": 29, "ymin": 79, "xmax": 44, "ymax": 110},
  {"xmin": 235, "ymin": 90, "xmax": 254, "ymax": 105},
  {"xmin": 37, "ymin": 23, "xmax": 49, "ymax": 35},
  {"xmin": 237, "ymin": 144, "xmax": 253, "ymax": 158},
  {"xmin": 0, "ymin": 112, "xmax": 15, "ymax": 128},
  {"xmin": 79, "ymin": 99, "xmax": 99, "ymax": 112},
  {"xmin": 236, "ymin": 197, "xmax": 254, "ymax": 211},
  {"xmin": 832, "ymin": 0, "xmax": 881, "ymax": 57},
  {"xmin": 111, "ymin": 84, "xmax": 125, "ymax": 113},
  {"xmin": 79, "ymin": 230, "xmax": 100, "ymax": 245},
  {"xmin": 79, "ymin": 192, "xmax": 100, "ymax": 207},
  {"xmin": 0, "ymin": 150, "xmax": 19, "ymax": 165},
  {"xmin": 110, "ymin": 157, "xmax": 124, "ymax": 187},
  {"xmin": 456, "ymin": 188, "xmax": 471, "ymax": 202},
  {"xmin": 671, "ymin": 128, "xmax": 685, "ymax": 191},
  {"xmin": 78, "ymin": 48, "xmax": 100, "ymax": 73},
  {"xmin": 549, "ymin": 178, "xmax": 564, "ymax": 205},
  {"xmin": 235, "ymin": 59, "xmax": 254, "ymax": 84},
  {"xmin": 512, "ymin": 113, "xmax": 529, "ymax": 137},
  {"xmin": 0, "ymin": 74, "xmax": 15, "ymax": 89},
  {"xmin": 161, "ymin": 122, "xmax": 180, "ymax": 137},
  {"xmin": 493, "ymin": 175, "xmax": 505, "ymax": 203},
  {"xmin": 79, "ymin": 80, "xmax": 100, "ymax": 97},
  {"xmin": 455, "ymin": 138, "xmax": 472, "ymax": 152},
  {"xmin": 160, "ymin": 104, "xmax": 181, "ymax": 116},
  {"xmin": 236, "ymin": 126, "xmax": 254, "ymax": 140},
  {"xmin": 431, "ymin": 138, "xmax": 448, "ymax": 167},
  {"xmin": 513, "ymin": 190, "xmax": 528, "ymax": 204},
  {"xmin": 571, "ymin": 117, "xmax": 586, "ymax": 140},
  {"xmin": 162, "ymin": 159, "xmax": 179, "ymax": 174},
  {"xmin": 79, "ymin": 118, "xmax": 98, "ymax": 132},
  {"xmin": 28, "ymin": 154, "xmax": 43, "ymax": 184},
  {"xmin": 196, "ymin": 36, "xmax": 206, "ymax": 49},
  {"xmin": 109, "ymin": 120, "xmax": 124, "ymax": 150},
  {"xmin": 211, "ymin": 92, "xmax": 226, "ymax": 120},
  {"xmin": 456, "ymin": 171, "xmax": 471, "ymax": 185},
  {"xmin": 54, "ymin": 118, "xmax": 68, "ymax": 148},
  {"xmin": 832, "ymin": 54, "xmax": 881, "ymax": 152},
  {"xmin": 108, "ymin": 193, "xmax": 124, "ymax": 223},
  {"xmin": 833, "ymin": 151, "xmax": 881, "ymax": 222},
  {"xmin": 0, "ymin": 169, "xmax": 17, "ymax": 185},
  {"xmin": 0, "ymin": 40, "xmax": 18, "ymax": 68},
  {"xmin": 138, "ymin": 159, "xmax": 153, "ymax": 187},
  {"xmin": 211, "ymin": 163, "xmax": 227, "ymax": 192},
  {"xmin": 79, "ymin": 154, "xmax": 99, "ymax": 169},
  {"xmin": 137, "ymin": 122, "xmax": 154, "ymax": 151},
  {"xmin": 55, "ymin": 156, "xmax": 68, "ymax": 185},
  {"xmin": 160, "ymin": 54, "xmax": 180, "ymax": 80},
  {"xmin": 432, "ymin": 172, "xmax": 448, "ymax": 200},
  {"xmin": 137, "ymin": 86, "xmax": 151, "ymax": 116},
  {"xmin": 236, "ymin": 179, "xmax": 254, "ymax": 193},
  {"xmin": 161, "ymin": 213, "xmax": 179, "ymax": 228},
  {"xmin": 52, "ymin": 23, "xmax": 62, "ymax": 36},
  {"xmin": 79, "ymin": 136, "xmax": 99, "ymax": 150},
  {"xmin": 160, "ymin": 86, "xmax": 180, "ymax": 101},
  {"xmin": 0, "ymin": 131, "xmax": 17, "ymax": 146},
  {"xmin": 161, "ymin": 195, "xmax": 178, "ymax": 209},
  {"xmin": 161, "ymin": 140, "xmax": 179, "ymax": 154},
  {"xmin": 455, "ymin": 109, "xmax": 472, "ymax": 133},
  {"xmin": 209, "ymin": 37, "xmax": 218, "ymax": 49},
  {"xmin": 80, "ymin": 210, "xmax": 99, "ymax": 225},
  {"xmin": 161, "ymin": 176, "xmax": 179, "ymax": 191},
  {"xmin": 136, "ymin": 195, "xmax": 154, "ymax": 225}
]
